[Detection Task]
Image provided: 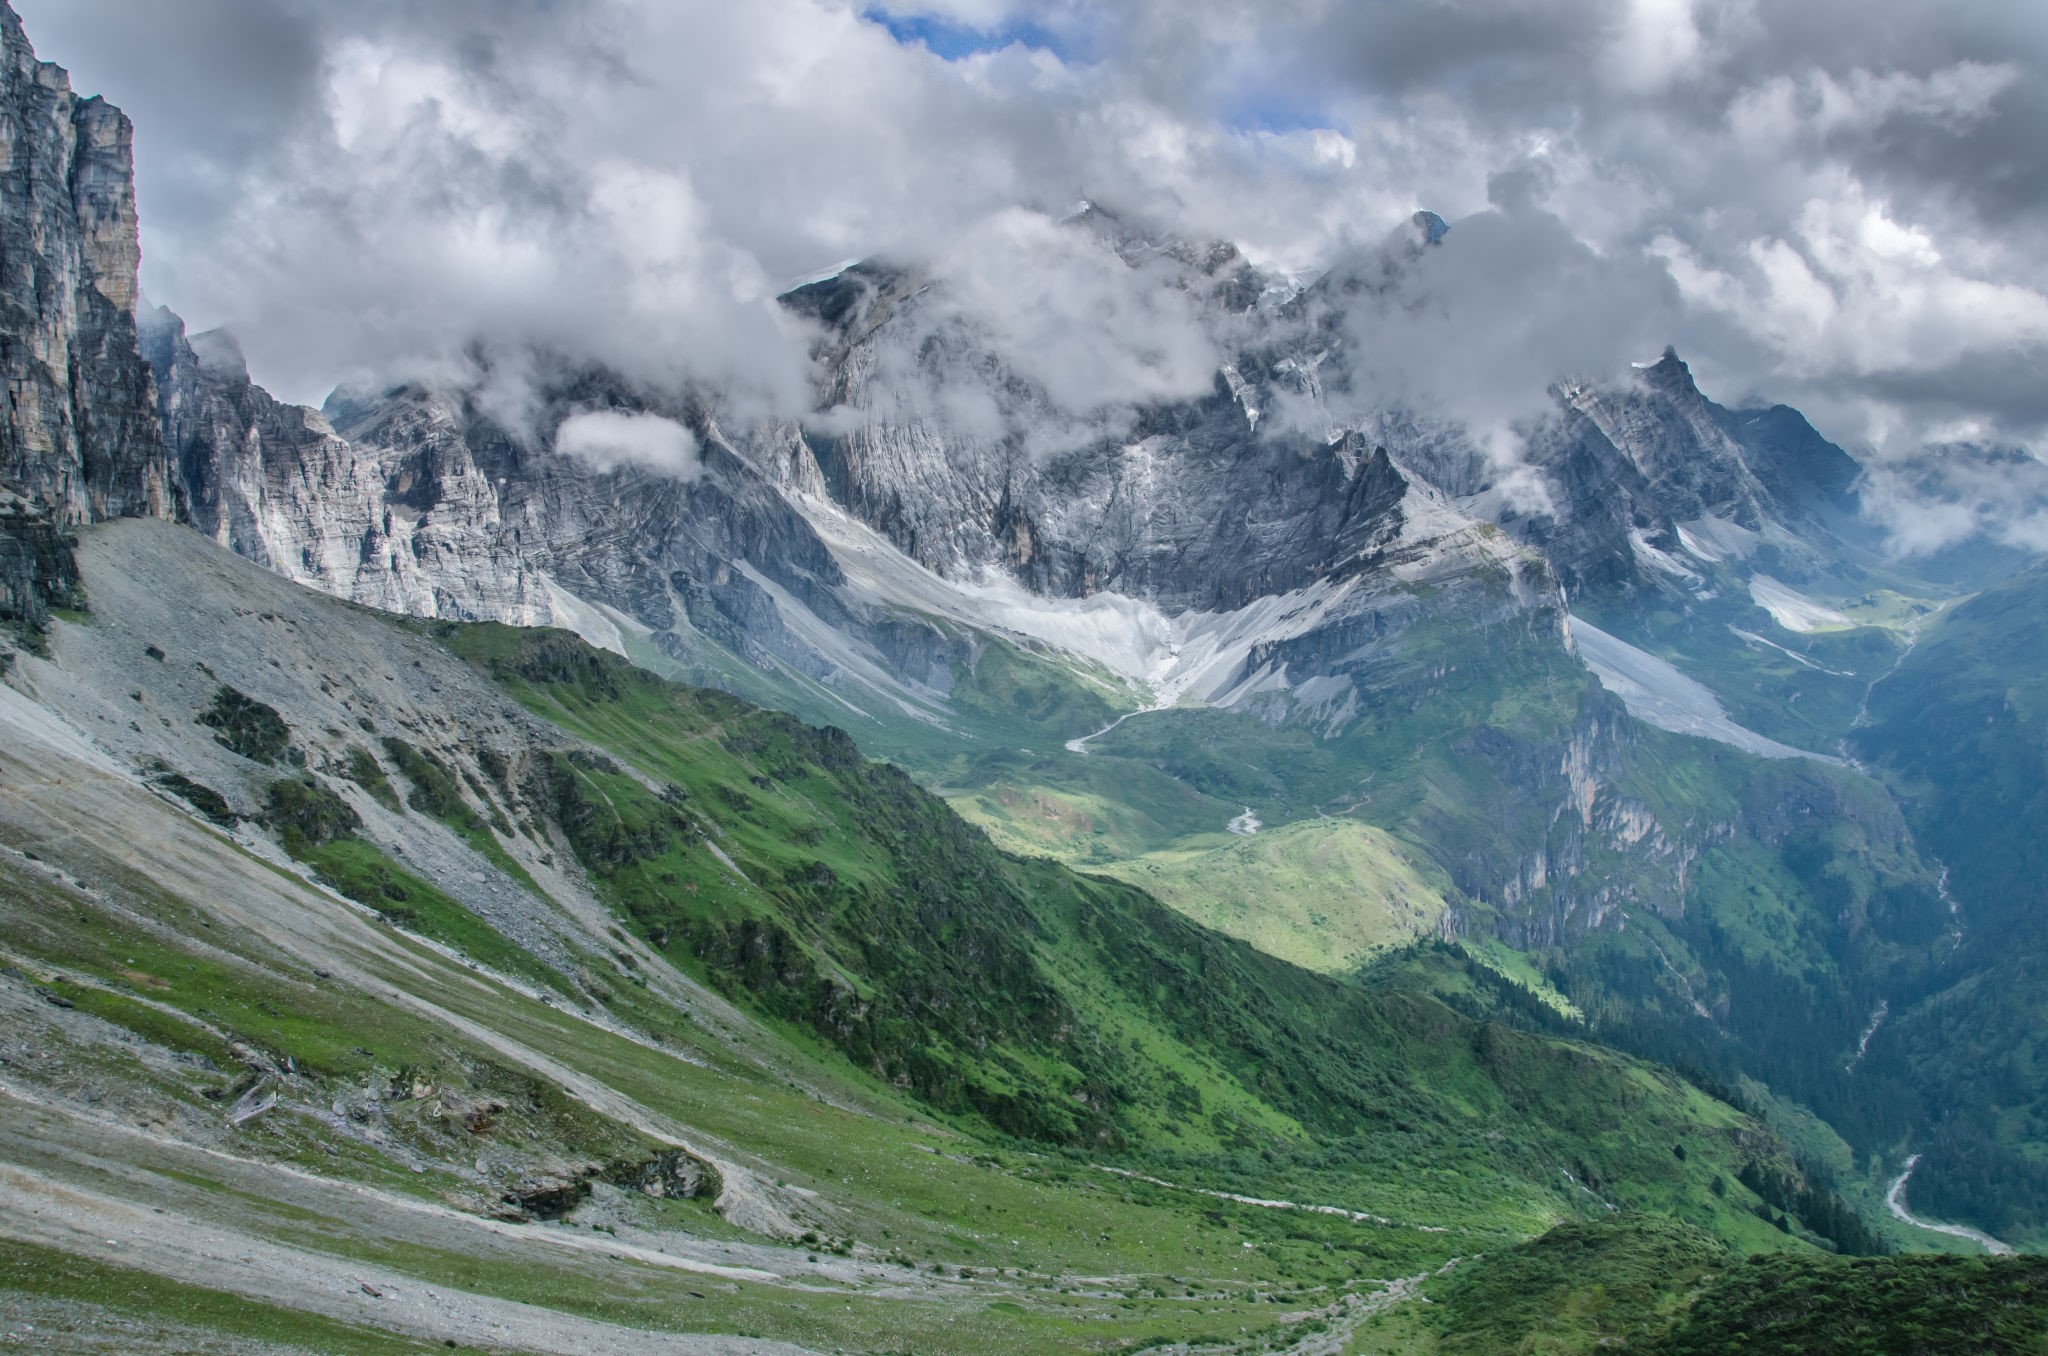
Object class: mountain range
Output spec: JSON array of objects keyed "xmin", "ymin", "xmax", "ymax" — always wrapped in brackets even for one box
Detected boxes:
[{"xmin": 2, "ymin": 2, "xmax": 2045, "ymax": 1349}]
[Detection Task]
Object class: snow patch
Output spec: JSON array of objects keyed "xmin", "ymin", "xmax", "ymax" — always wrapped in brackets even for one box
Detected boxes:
[
  {"xmin": 782, "ymin": 256, "xmax": 864, "ymax": 292},
  {"xmin": 1569, "ymin": 616, "xmax": 1841, "ymax": 763},
  {"xmin": 1675, "ymin": 516, "xmax": 1758, "ymax": 563},
  {"xmin": 541, "ymin": 579, "xmax": 628, "ymax": 657},
  {"xmin": 1219, "ymin": 364, "xmax": 1261, "ymax": 432},
  {"xmin": 1628, "ymin": 528, "xmax": 1702, "ymax": 583},
  {"xmin": 780, "ymin": 468, "xmax": 1514, "ymax": 729},
  {"xmin": 1749, "ymin": 575, "xmax": 1853, "ymax": 633},
  {"xmin": 1727, "ymin": 626, "xmax": 1855, "ymax": 676},
  {"xmin": 789, "ymin": 487, "xmax": 1398, "ymax": 709}
]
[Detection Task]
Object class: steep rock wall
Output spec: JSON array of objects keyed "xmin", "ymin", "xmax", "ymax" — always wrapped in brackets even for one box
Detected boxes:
[{"xmin": 0, "ymin": 2, "xmax": 167, "ymax": 525}]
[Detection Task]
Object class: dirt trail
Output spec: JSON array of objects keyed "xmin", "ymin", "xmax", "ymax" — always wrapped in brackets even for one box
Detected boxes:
[
  {"xmin": 1095, "ymin": 1166, "xmax": 1447, "ymax": 1232},
  {"xmin": 1146, "ymin": 1261, "xmax": 1451, "ymax": 1356},
  {"xmin": 1270, "ymin": 1266, "xmax": 1444, "ymax": 1356}
]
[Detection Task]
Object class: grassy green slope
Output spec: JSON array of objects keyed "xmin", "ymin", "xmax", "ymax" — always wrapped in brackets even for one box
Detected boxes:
[
  {"xmin": 433, "ymin": 622, "xmax": 1845, "ymax": 1252},
  {"xmin": 1855, "ymin": 561, "xmax": 2048, "ymax": 942},
  {"xmin": 1660, "ymin": 1251, "xmax": 2048, "ymax": 1354},
  {"xmin": 1354, "ymin": 1216, "xmax": 2048, "ymax": 1355},
  {"xmin": 1089, "ymin": 817, "xmax": 1454, "ymax": 975},
  {"xmin": 0, "ymin": 525, "xmax": 1915, "ymax": 1351},
  {"xmin": 1063, "ymin": 606, "xmax": 1948, "ymax": 1140}
]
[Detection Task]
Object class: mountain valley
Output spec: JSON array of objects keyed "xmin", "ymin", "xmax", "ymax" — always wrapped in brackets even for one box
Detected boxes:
[{"xmin": 2, "ymin": 1, "xmax": 2046, "ymax": 1350}]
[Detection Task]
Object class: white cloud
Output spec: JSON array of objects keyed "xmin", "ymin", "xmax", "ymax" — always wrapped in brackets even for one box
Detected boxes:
[
  {"xmin": 1604, "ymin": 0, "xmax": 1705, "ymax": 95},
  {"xmin": 555, "ymin": 410, "xmax": 702, "ymax": 478},
  {"xmin": 1653, "ymin": 177, "xmax": 2048, "ymax": 453},
  {"xmin": 928, "ymin": 207, "xmax": 1222, "ymax": 414},
  {"xmin": 1727, "ymin": 61, "xmax": 2020, "ymax": 148},
  {"xmin": 12, "ymin": 0, "xmax": 2047, "ymax": 462}
]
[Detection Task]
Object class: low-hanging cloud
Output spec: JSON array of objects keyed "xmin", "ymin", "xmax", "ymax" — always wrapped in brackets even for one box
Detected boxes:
[
  {"xmin": 13, "ymin": 0, "xmax": 2048, "ymax": 494},
  {"xmin": 1315, "ymin": 173, "xmax": 1686, "ymax": 437},
  {"xmin": 555, "ymin": 410, "xmax": 702, "ymax": 478},
  {"xmin": 1858, "ymin": 444, "xmax": 2048, "ymax": 558},
  {"xmin": 930, "ymin": 207, "xmax": 1221, "ymax": 415},
  {"xmin": 815, "ymin": 204, "xmax": 1237, "ymax": 460}
]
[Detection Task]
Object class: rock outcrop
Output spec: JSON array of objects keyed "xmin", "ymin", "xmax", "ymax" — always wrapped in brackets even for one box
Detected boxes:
[
  {"xmin": 0, "ymin": 2, "xmax": 167, "ymax": 526},
  {"xmin": 1503, "ymin": 350, "xmax": 1866, "ymax": 594},
  {"xmin": 142, "ymin": 309, "xmax": 559, "ymax": 624},
  {"xmin": 0, "ymin": 484, "xmax": 80, "ymax": 639}
]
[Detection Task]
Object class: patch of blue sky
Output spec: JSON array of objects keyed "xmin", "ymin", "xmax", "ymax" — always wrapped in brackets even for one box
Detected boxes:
[
  {"xmin": 1223, "ymin": 93, "xmax": 1345, "ymax": 137},
  {"xmin": 859, "ymin": 7, "xmax": 1078, "ymax": 62}
]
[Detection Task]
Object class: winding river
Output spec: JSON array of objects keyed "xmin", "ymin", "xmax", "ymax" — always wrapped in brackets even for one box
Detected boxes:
[{"xmin": 1885, "ymin": 1155, "xmax": 2014, "ymax": 1255}]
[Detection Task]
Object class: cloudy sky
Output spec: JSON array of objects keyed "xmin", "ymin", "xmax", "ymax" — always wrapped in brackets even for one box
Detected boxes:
[{"xmin": 17, "ymin": 0, "xmax": 2047, "ymax": 469}]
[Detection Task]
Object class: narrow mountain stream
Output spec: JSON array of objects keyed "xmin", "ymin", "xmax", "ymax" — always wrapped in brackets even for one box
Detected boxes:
[
  {"xmin": 1885, "ymin": 1155, "xmax": 2014, "ymax": 1255},
  {"xmin": 1064, "ymin": 698, "xmax": 1171, "ymax": 754}
]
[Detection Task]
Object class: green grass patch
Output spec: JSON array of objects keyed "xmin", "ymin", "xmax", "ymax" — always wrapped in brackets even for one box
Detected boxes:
[{"xmin": 1091, "ymin": 817, "xmax": 1451, "ymax": 974}]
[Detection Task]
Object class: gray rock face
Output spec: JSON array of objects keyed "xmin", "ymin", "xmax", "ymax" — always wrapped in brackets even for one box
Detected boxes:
[
  {"xmin": 785, "ymin": 235, "xmax": 1476, "ymax": 618},
  {"xmin": 126, "ymin": 301, "xmax": 953, "ymax": 697},
  {"xmin": 0, "ymin": 3, "xmax": 167, "ymax": 526},
  {"xmin": 333, "ymin": 383, "xmax": 841, "ymax": 644},
  {"xmin": 0, "ymin": 484, "xmax": 80, "ymax": 637},
  {"xmin": 785, "ymin": 243, "xmax": 1351, "ymax": 613},
  {"xmin": 785, "ymin": 231, "xmax": 1871, "ymax": 635},
  {"xmin": 143, "ymin": 309, "xmax": 558, "ymax": 625},
  {"xmin": 1475, "ymin": 351, "xmax": 1868, "ymax": 597},
  {"xmin": 124, "ymin": 205, "xmax": 1879, "ymax": 732}
]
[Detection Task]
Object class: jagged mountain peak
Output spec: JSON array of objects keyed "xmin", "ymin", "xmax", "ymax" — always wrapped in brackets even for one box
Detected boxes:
[{"xmin": 0, "ymin": 0, "xmax": 1903, "ymax": 748}]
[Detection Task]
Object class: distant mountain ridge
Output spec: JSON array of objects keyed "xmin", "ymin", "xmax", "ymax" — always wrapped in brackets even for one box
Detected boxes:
[
  {"xmin": 0, "ymin": 0, "xmax": 1893, "ymax": 715},
  {"xmin": 94, "ymin": 219, "xmax": 1888, "ymax": 732}
]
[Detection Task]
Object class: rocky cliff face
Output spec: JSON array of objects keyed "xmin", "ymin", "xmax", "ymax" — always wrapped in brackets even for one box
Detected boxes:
[
  {"xmin": 142, "ymin": 310, "xmax": 564, "ymax": 625},
  {"xmin": 136, "ymin": 327, "xmax": 967, "ymax": 707},
  {"xmin": 322, "ymin": 379, "xmax": 882, "ymax": 675},
  {"xmin": 1516, "ymin": 350, "xmax": 1865, "ymax": 594},
  {"xmin": 0, "ymin": 483, "xmax": 79, "ymax": 639},
  {"xmin": 105, "ymin": 176, "xmax": 1877, "ymax": 743},
  {"xmin": 0, "ymin": 3, "xmax": 166, "ymax": 526},
  {"xmin": 0, "ymin": 2, "xmax": 169, "ymax": 638}
]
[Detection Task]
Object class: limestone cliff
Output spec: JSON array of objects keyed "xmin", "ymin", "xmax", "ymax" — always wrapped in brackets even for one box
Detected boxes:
[
  {"xmin": 0, "ymin": 2, "xmax": 167, "ymax": 525},
  {"xmin": 0, "ymin": 2, "xmax": 168, "ymax": 638}
]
